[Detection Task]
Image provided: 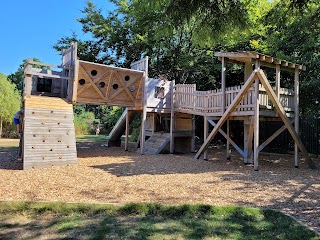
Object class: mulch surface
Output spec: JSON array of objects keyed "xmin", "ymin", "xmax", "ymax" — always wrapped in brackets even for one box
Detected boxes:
[{"xmin": 0, "ymin": 139, "xmax": 319, "ymax": 233}]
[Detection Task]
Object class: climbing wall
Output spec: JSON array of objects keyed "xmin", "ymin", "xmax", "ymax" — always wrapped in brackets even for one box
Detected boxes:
[
  {"xmin": 23, "ymin": 96, "xmax": 77, "ymax": 169},
  {"xmin": 76, "ymin": 61, "xmax": 144, "ymax": 108}
]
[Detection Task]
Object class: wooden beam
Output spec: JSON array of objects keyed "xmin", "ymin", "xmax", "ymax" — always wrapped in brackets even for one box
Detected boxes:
[
  {"xmin": 258, "ymin": 121, "xmax": 293, "ymax": 152},
  {"xmin": 140, "ymin": 57, "xmax": 148, "ymax": 154},
  {"xmin": 256, "ymin": 70, "xmax": 317, "ymax": 169},
  {"xmin": 221, "ymin": 57, "xmax": 226, "ymax": 112},
  {"xmin": 170, "ymin": 80, "xmax": 175, "ymax": 153},
  {"xmin": 195, "ymin": 70, "xmax": 258, "ymax": 159},
  {"xmin": 204, "ymin": 116, "xmax": 208, "ymax": 160},
  {"xmin": 208, "ymin": 119, "xmax": 245, "ymax": 158},
  {"xmin": 275, "ymin": 64, "xmax": 281, "ymax": 100},
  {"xmin": 253, "ymin": 77, "xmax": 260, "ymax": 170},
  {"xmin": 253, "ymin": 60, "xmax": 260, "ymax": 170},
  {"xmin": 125, "ymin": 109, "xmax": 129, "ymax": 151},
  {"xmin": 294, "ymin": 67, "xmax": 300, "ymax": 167},
  {"xmin": 72, "ymin": 60, "xmax": 79, "ymax": 103}
]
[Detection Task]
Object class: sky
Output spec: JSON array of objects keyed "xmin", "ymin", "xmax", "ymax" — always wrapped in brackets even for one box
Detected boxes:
[{"xmin": 0, "ymin": 0, "xmax": 115, "ymax": 76}]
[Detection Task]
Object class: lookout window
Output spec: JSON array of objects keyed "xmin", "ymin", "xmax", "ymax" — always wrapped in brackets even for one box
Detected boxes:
[
  {"xmin": 155, "ymin": 86, "xmax": 165, "ymax": 99},
  {"xmin": 37, "ymin": 78, "xmax": 52, "ymax": 93}
]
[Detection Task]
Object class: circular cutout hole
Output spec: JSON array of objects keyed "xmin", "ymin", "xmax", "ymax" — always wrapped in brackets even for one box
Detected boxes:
[
  {"xmin": 113, "ymin": 84, "xmax": 119, "ymax": 90},
  {"xmin": 91, "ymin": 70, "xmax": 97, "ymax": 76},
  {"xmin": 79, "ymin": 79, "xmax": 86, "ymax": 85},
  {"xmin": 99, "ymin": 82, "xmax": 106, "ymax": 88},
  {"xmin": 125, "ymin": 75, "xmax": 130, "ymax": 81},
  {"xmin": 129, "ymin": 86, "xmax": 136, "ymax": 92},
  {"xmin": 43, "ymin": 140, "xmax": 45, "ymax": 142}
]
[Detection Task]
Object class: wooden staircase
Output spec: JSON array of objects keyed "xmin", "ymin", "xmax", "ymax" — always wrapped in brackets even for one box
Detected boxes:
[
  {"xmin": 22, "ymin": 96, "xmax": 77, "ymax": 169},
  {"xmin": 143, "ymin": 132, "xmax": 170, "ymax": 155}
]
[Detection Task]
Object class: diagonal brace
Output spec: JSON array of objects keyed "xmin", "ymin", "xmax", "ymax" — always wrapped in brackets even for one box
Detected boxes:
[
  {"xmin": 195, "ymin": 70, "xmax": 259, "ymax": 160},
  {"xmin": 257, "ymin": 70, "xmax": 317, "ymax": 169},
  {"xmin": 208, "ymin": 119, "xmax": 245, "ymax": 157}
]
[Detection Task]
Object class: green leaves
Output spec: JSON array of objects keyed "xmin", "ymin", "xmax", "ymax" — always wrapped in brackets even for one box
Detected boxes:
[{"xmin": 0, "ymin": 73, "xmax": 21, "ymax": 124}]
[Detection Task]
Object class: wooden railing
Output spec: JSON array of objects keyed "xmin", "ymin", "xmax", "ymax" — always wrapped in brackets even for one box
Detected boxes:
[{"xmin": 174, "ymin": 84, "xmax": 294, "ymax": 115}]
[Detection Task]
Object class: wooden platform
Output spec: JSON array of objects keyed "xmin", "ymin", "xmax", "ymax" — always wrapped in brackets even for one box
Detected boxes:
[{"xmin": 22, "ymin": 96, "xmax": 77, "ymax": 169}]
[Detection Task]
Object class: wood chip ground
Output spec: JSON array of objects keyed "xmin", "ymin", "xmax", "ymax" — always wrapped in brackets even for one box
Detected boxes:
[{"xmin": 0, "ymin": 139, "xmax": 319, "ymax": 233}]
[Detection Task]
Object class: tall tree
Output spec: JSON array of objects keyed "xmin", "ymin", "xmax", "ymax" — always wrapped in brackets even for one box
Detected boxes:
[{"xmin": 0, "ymin": 73, "xmax": 21, "ymax": 137}]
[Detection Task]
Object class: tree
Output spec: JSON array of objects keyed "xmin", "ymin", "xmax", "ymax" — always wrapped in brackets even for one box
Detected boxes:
[
  {"xmin": 0, "ymin": 73, "xmax": 21, "ymax": 137},
  {"xmin": 8, "ymin": 58, "xmax": 44, "ymax": 92}
]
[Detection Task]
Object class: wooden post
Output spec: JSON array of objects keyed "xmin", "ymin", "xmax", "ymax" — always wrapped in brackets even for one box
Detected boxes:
[
  {"xmin": 226, "ymin": 120, "xmax": 230, "ymax": 160},
  {"xmin": 204, "ymin": 116, "xmax": 208, "ymax": 160},
  {"xmin": 275, "ymin": 64, "xmax": 281, "ymax": 100},
  {"xmin": 71, "ymin": 59, "xmax": 79, "ymax": 103},
  {"xmin": 221, "ymin": 57, "xmax": 226, "ymax": 113},
  {"xmin": 191, "ymin": 114, "xmax": 196, "ymax": 152},
  {"xmin": 170, "ymin": 80, "xmax": 175, "ymax": 153},
  {"xmin": 243, "ymin": 119, "xmax": 252, "ymax": 163},
  {"xmin": 24, "ymin": 60, "xmax": 33, "ymax": 98},
  {"xmin": 256, "ymin": 70, "xmax": 316, "ymax": 169},
  {"xmin": 140, "ymin": 56, "xmax": 149, "ymax": 154},
  {"xmin": 244, "ymin": 62, "xmax": 252, "ymax": 81},
  {"xmin": 125, "ymin": 110, "xmax": 130, "ymax": 151},
  {"xmin": 195, "ymin": 70, "xmax": 258, "ymax": 160},
  {"xmin": 253, "ymin": 60, "xmax": 260, "ymax": 171},
  {"xmin": 294, "ymin": 67, "xmax": 300, "ymax": 167}
]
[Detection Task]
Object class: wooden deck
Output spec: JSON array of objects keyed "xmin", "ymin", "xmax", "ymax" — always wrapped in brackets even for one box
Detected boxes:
[{"xmin": 174, "ymin": 84, "xmax": 294, "ymax": 118}]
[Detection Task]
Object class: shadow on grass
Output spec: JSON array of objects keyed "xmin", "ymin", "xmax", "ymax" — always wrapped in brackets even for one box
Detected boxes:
[{"xmin": 0, "ymin": 202, "xmax": 318, "ymax": 240}]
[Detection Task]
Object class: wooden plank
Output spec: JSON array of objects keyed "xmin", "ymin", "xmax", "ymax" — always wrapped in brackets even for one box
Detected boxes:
[
  {"xmin": 195, "ymin": 70, "xmax": 258, "ymax": 159},
  {"xmin": 80, "ymin": 60, "xmax": 144, "ymax": 74},
  {"xmin": 215, "ymin": 52, "xmax": 259, "ymax": 59},
  {"xmin": 256, "ymin": 70, "xmax": 316, "ymax": 169}
]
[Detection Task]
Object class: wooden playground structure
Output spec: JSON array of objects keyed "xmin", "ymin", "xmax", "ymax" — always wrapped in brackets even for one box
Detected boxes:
[{"xmin": 20, "ymin": 43, "xmax": 317, "ymax": 170}]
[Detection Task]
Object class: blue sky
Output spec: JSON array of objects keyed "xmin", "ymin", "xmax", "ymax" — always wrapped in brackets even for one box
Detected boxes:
[{"xmin": 0, "ymin": 0, "xmax": 115, "ymax": 76}]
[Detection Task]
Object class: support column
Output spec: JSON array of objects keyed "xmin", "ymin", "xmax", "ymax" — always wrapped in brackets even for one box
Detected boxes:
[
  {"xmin": 226, "ymin": 120, "xmax": 231, "ymax": 160},
  {"xmin": 125, "ymin": 110, "xmax": 130, "ymax": 151},
  {"xmin": 254, "ymin": 60, "xmax": 260, "ymax": 171},
  {"xmin": 275, "ymin": 64, "xmax": 281, "ymax": 100},
  {"xmin": 294, "ymin": 67, "xmax": 300, "ymax": 167},
  {"xmin": 191, "ymin": 115, "xmax": 196, "ymax": 152},
  {"xmin": 204, "ymin": 116, "xmax": 208, "ymax": 160},
  {"xmin": 244, "ymin": 119, "xmax": 253, "ymax": 163},
  {"xmin": 221, "ymin": 57, "xmax": 226, "ymax": 113},
  {"xmin": 170, "ymin": 81, "xmax": 175, "ymax": 153}
]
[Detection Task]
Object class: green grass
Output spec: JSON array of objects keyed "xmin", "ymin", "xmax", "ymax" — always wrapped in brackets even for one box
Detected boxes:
[
  {"xmin": 0, "ymin": 202, "xmax": 318, "ymax": 240},
  {"xmin": 76, "ymin": 135, "xmax": 108, "ymax": 143},
  {"xmin": 0, "ymin": 139, "xmax": 19, "ymax": 153}
]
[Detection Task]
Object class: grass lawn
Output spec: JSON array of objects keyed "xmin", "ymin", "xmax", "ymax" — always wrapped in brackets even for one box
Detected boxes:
[
  {"xmin": 76, "ymin": 135, "xmax": 108, "ymax": 143},
  {"xmin": 0, "ymin": 202, "xmax": 318, "ymax": 240},
  {"xmin": 0, "ymin": 139, "xmax": 19, "ymax": 152}
]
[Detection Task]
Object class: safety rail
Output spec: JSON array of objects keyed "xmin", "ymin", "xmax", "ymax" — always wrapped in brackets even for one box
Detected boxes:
[{"xmin": 174, "ymin": 84, "xmax": 294, "ymax": 115}]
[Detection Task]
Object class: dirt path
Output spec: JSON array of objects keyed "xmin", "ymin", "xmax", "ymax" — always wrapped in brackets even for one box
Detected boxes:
[{"xmin": 0, "ymin": 139, "xmax": 319, "ymax": 233}]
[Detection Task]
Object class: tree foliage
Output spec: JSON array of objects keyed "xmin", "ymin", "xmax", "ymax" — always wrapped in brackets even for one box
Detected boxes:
[
  {"xmin": 52, "ymin": 0, "xmax": 320, "ymax": 134},
  {"xmin": 0, "ymin": 73, "xmax": 21, "ymax": 137}
]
